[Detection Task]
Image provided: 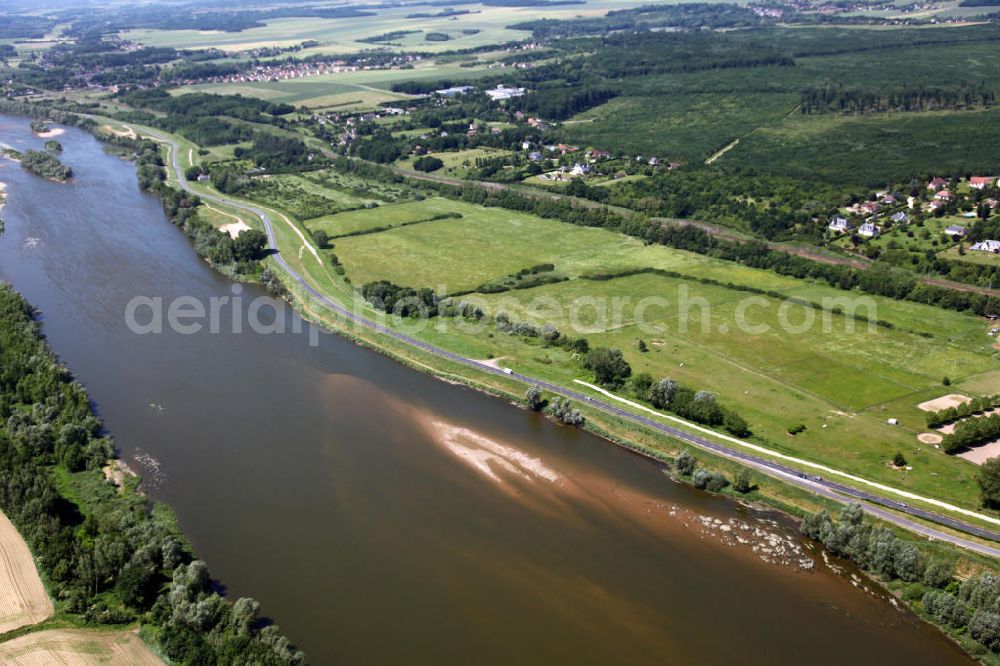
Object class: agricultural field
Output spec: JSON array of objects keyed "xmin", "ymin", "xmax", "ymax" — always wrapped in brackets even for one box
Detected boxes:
[
  {"xmin": 0, "ymin": 511, "xmax": 52, "ymax": 634},
  {"xmin": 310, "ymin": 194, "xmax": 1000, "ymax": 507},
  {"xmin": 121, "ymin": 0, "xmax": 652, "ymax": 55},
  {"xmin": 0, "ymin": 629, "xmax": 161, "ymax": 665},
  {"xmin": 169, "ymin": 62, "xmax": 493, "ymax": 109}
]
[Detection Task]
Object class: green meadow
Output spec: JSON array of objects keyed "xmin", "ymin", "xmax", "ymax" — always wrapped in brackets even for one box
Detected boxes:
[{"xmin": 298, "ymin": 195, "xmax": 1000, "ymax": 508}]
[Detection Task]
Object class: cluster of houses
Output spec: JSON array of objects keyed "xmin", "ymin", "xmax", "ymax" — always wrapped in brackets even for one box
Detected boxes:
[
  {"xmin": 176, "ymin": 57, "xmax": 422, "ymax": 87},
  {"xmin": 828, "ymin": 175, "xmax": 997, "ymax": 241}
]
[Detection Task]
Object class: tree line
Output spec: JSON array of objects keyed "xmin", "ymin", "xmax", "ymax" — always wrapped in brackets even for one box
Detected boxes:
[
  {"xmin": 802, "ymin": 503, "xmax": 1000, "ymax": 656},
  {"xmin": 800, "ymin": 83, "xmax": 995, "ymax": 114}
]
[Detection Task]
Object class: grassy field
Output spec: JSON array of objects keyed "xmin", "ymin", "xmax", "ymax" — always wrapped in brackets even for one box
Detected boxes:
[
  {"xmin": 308, "ymin": 196, "xmax": 459, "ymax": 237},
  {"xmin": 301, "ymin": 195, "xmax": 1000, "ymax": 509}
]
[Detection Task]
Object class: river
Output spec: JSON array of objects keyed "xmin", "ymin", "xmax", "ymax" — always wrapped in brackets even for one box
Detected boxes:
[{"xmin": 0, "ymin": 115, "xmax": 974, "ymax": 665}]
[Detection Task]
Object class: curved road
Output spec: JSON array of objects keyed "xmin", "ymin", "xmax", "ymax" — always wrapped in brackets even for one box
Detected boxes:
[{"xmin": 145, "ymin": 127, "xmax": 1000, "ymax": 558}]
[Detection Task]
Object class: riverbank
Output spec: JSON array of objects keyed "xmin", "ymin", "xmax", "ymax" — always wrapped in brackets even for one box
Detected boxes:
[
  {"xmin": 0, "ymin": 277, "xmax": 305, "ymax": 664},
  {"xmin": 0, "ymin": 110, "xmax": 982, "ymax": 665}
]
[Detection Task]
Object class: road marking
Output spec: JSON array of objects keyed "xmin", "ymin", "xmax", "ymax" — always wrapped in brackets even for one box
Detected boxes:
[{"xmin": 575, "ymin": 380, "xmax": 1000, "ymax": 527}]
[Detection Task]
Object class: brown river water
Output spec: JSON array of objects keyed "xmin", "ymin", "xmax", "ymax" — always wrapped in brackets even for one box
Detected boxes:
[{"xmin": 0, "ymin": 115, "xmax": 974, "ymax": 664}]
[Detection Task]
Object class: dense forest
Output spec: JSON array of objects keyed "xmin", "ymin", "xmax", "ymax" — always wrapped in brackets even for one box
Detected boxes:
[{"xmin": 0, "ymin": 283, "xmax": 304, "ymax": 663}]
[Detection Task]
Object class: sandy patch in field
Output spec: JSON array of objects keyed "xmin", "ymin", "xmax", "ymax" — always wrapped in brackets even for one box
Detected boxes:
[
  {"xmin": 221, "ymin": 221, "xmax": 252, "ymax": 238},
  {"xmin": 205, "ymin": 204, "xmax": 252, "ymax": 239},
  {"xmin": 0, "ymin": 512, "xmax": 52, "ymax": 634},
  {"xmin": 476, "ymin": 357, "xmax": 507, "ymax": 369},
  {"xmin": 34, "ymin": 128, "xmax": 64, "ymax": 139},
  {"xmin": 917, "ymin": 432, "xmax": 943, "ymax": 445},
  {"xmin": 917, "ymin": 394, "xmax": 972, "ymax": 412},
  {"xmin": 102, "ymin": 125, "xmax": 136, "ymax": 140},
  {"xmin": 958, "ymin": 440, "xmax": 1000, "ymax": 465},
  {"xmin": 0, "ymin": 629, "xmax": 161, "ymax": 665}
]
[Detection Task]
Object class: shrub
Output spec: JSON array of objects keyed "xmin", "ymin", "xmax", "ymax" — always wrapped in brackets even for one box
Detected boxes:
[{"xmin": 675, "ymin": 450, "xmax": 696, "ymax": 476}]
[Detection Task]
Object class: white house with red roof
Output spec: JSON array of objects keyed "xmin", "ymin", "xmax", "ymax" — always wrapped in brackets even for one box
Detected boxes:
[
  {"xmin": 971, "ymin": 177, "xmax": 997, "ymax": 190},
  {"xmin": 927, "ymin": 177, "xmax": 948, "ymax": 191}
]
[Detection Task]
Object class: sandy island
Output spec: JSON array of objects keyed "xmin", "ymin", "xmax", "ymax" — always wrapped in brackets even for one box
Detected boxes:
[{"xmin": 34, "ymin": 127, "xmax": 65, "ymax": 139}]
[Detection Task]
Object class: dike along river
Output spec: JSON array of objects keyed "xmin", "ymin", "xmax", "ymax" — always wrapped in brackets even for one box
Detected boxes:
[{"xmin": 0, "ymin": 115, "xmax": 975, "ymax": 665}]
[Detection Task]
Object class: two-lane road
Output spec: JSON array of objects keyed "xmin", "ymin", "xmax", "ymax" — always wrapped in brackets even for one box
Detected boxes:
[{"xmin": 143, "ymin": 127, "xmax": 1000, "ymax": 558}]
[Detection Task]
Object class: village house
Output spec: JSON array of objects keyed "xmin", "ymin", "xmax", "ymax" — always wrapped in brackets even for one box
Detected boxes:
[
  {"xmin": 828, "ymin": 216, "xmax": 851, "ymax": 233},
  {"xmin": 890, "ymin": 211, "xmax": 909, "ymax": 224},
  {"xmin": 859, "ymin": 201, "xmax": 881, "ymax": 215},
  {"xmin": 945, "ymin": 225, "xmax": 967, "ymax": 237},
  {"xmin": 927, "ymin": 177, "xmax": 948, "ymax": 191},
  {"xmin": 858, "ymin": 222, "xmax": 880, "ymax": 238},
  {"xmin": 972, "ymin": 240, "xmax": 1000, "ymax": 252},
  {"xmin": 571, "ymin": 163, "xmax": 591, "ymax": 176},
  {"xmin": 934, "ymin": 189, "xmax": 954, "ymax": 201},
  {"xmin": 971, "ymin": 177, "xmax": 997, "ymax": 190}
]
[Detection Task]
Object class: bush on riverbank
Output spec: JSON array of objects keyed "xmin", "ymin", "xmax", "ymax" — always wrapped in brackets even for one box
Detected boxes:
[{"xmin": 801, "ymin": 504, "xmax": 1000, "ymax": 659}]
